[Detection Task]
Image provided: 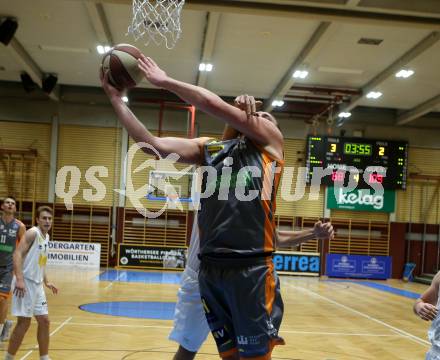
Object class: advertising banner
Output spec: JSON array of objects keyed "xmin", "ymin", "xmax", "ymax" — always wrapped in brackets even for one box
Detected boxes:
[
  {"xmin": 327, "ymin": 187, "xmax": 395, "ymax": 212},
  {"xmin": 273, "ymin": 251, "xmax": 320, "ymax": 276},
  {"xmin": 326, "ymin": 253, "xmax": 392, "ymax": 279},
  {"xmin": 118, "ymin": 244, "xmax": 186, "ymax": 270},
  {"xmin": 48, "ymin": 241, "xmax": 101, "ymax": 268}
]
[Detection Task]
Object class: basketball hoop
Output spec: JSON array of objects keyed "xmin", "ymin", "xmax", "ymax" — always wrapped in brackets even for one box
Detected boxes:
[{"xmin": 128, "ymin": 0, "xmax": 185, "ymax": 49}]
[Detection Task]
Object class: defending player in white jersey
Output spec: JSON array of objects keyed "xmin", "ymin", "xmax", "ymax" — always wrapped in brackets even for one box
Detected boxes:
[{"xmin": 4, "ymin": 206, "xmax": 58, "ymax": 360}]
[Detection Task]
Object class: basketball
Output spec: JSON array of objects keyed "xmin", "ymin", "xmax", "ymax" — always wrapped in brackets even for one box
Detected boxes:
[{"xmin": 101, "ymin": 44, "xmax": 143, "ymax": 90}]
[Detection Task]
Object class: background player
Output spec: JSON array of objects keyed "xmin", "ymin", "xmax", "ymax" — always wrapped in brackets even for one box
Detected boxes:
[
  {"xmin": 5, "ymin": 206, "xmax": 58, "ymax": 360},
  {"xmin": 0, "ymin": 197, "xmax": 26, "ymax": 342}
]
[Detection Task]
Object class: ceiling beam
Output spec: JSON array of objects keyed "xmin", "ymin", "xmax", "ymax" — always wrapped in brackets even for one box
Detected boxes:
[
  {"xmin": 197, "ymin": 12, "xmax": 221, "ymax": 88},
  {"xmin": 345, "ymin": 0, "xmax": 362, "ymax": 7},
  {"xmin": 336, "ymin": 31, "xmax": 440, "ymax": 121},
  {"xmin": 84, "ymin": 2, "xmax": 114, "ymax": 45},
  {"xmin": 264, "ymin": 21, "xmax": 331, "ymax": 112},
  {"xmin": 76, "ymin": 0, "xmax": 440, "ymax": 30},
  {"xmin": 7, "ymin": 38, "xmax": 60, "ymax": 101},
  {"xmin": 396, "ymin": 93, "xmax": 440, "ymax": 125}
]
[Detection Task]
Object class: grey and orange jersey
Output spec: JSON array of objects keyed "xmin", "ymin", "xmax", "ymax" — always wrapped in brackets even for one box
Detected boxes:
[
  {"xmin": 0, "ymin": 218, "xmax": 22, "ymax": 268},
  {"xmin": 198, "ymin": 137, "xmax": 284, "ymax": 261}
]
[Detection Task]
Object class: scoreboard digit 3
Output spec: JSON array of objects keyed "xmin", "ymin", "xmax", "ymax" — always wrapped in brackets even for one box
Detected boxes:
[{"xmin": 306, "ymin": 136, "xmax": 408, "ymax": 190}]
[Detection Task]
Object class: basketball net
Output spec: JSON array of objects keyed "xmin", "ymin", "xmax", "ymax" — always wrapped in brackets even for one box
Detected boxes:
[{"xmin": 128, "ymin": 0, "xmax": 185, "ymax": 49}]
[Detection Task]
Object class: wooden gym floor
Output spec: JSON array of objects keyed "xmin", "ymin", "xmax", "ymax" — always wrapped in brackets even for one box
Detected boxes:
[{"xmin": 1, "ymin": 268, "xmax": 431, "ymax": 360}]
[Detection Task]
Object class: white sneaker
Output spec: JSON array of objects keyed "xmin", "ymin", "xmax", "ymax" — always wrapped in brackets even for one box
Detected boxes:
[{"xmin": 1, "ymin": 320, "xmax": 13, "ymax": 341}]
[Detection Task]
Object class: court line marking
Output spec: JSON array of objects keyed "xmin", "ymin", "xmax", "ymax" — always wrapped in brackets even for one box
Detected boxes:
[
  {"xmin": 286, "ymin": 283, "xmax": 430, "ymax": 347},
  {"xmin": 19, "ymin": 316, "xmax": 73, "ymax": 360},
  {"xmin": 104, "ymin": 271, "xmax": 123, "ymax": 290},
  {"xmin": 324, "ymin": 279, "xmax": 421, "ymax": 299},
  {"xmin": 281, "ymin": 330, "xmax": 400, "ymax": 337},
  {"xmin": 51, "ymin": 322, "xmax": 173, "ymax": 329},
  {"xmin": 48, "ymin": 321, "xmax": 403, "ymax": 337}
]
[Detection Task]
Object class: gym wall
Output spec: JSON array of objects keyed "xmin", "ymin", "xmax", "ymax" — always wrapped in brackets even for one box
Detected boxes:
[{"xmin": 1, "ymin": 97, "xmax": 440, "ymax": 224}]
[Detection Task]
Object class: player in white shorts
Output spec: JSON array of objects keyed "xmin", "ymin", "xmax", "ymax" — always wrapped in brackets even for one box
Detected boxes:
[
  {"xmin": 170, "ymin": 214, "xmax": 334, "ymax": 360},
  {"xmin": 5, "ymin": 206, "xmax": 58, "ymax": 360}
]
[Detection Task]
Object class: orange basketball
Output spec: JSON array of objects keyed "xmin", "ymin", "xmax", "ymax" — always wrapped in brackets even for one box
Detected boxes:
[{"xmin": 101, "ymin": 44, "xmax": 143, "ymax": 90}]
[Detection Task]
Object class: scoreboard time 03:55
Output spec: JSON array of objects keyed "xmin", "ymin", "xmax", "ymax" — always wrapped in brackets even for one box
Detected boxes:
[{"xmin": 306, "ymin": 136, "xmax": 408, "ymax": 189}]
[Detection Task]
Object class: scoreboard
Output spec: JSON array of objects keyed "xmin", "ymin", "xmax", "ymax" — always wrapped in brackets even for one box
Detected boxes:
[{"xmin": 306, "ymin": 136, "xmax": 408, "ymax": 190}]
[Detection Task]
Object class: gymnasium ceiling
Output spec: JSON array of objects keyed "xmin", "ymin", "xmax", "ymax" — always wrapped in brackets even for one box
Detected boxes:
[{"xmin": 0, "ymin": 0, "xmax": 440, "ymax": 128}]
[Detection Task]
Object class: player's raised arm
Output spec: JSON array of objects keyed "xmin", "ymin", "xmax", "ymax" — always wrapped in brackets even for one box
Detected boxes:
[
  {"xmin": 100, "ymin": 69, "xmax": 211, "ymax": 164},
  {"xmin": 138, "ymin": 55, "xmax": 283, "ymax": 160}
]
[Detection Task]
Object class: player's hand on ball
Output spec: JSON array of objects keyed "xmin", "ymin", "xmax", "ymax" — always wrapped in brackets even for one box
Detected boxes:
[
  {"xmin": 415, "ymin": 302, "xmax": 438, "ymax": 321},
  {"xmin": 313, "ymin": 221, "xmax": 334, "ymax": 240},
  {"xmin": 100, "ymin": 67, "xmax": 123, "ymax": 99},
  {"xmin": 138, "ymin": 55, "xmax": 168, "ymax": 87}
]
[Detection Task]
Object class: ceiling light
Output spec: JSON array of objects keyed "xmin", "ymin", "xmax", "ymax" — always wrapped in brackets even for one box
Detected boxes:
[
  {"xmin": 395, "ymin": 69, "xmax": 414, "ymax": 78},
  {"xmin": 272, "ymin": 100, "xmax": 284, "ymax": 107},
  {"xmin": 293, "ymin": 70, "xmax": 309, "ymax": 79},
  {"xmin": 366, "ymin": 91, "xmax": 382, "ymax": 99},
  {"xmin": 338, "ymin": 112, "xmax": 351, "ymax": 118},
  {"xmin": 199, "ymin": 63, "xmax": 213, "ymax": 72},
  {"xmin": 97, "ymin": 45, "xmax": 111, "ymax": 54}
]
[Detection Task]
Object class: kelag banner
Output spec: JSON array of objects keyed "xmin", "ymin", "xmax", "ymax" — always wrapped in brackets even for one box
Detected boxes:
[
  {"xmin": 327, "ymin": 187, "xmax": 395, "ymax": 212},
  {"xmin": 326, "ymin": 253, "xmax": 392, "ymax": 279},
  {"xmin": 273, "ymin": 251, "xmax": 320, "ymax": 276},
  {"xmin": 118, "ymin": 244, "xmax": 186, "ymax": 270}
]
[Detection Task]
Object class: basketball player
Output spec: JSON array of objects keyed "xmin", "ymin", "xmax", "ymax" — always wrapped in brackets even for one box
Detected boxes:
[
  {"xmin": 169, "ymin": 102, "xmax": 334, "ymax": 360},
  {"xmin": 0, "ymin": 197, "xmax": 26, "ymax": 342},
  {"xmin": 414, "ymin": 271, "xmax": 440, "ymax": 359},
  {"xmin": 102, "ymin": 55, "xmax": 294, "ymax": 359},
  {"xmin": 170, "ymin": 213, "xmax": 334, "ymax": 360},
  {"xmin": 4, "ymin": 206, "xmax": 58, "ymax": 360}
]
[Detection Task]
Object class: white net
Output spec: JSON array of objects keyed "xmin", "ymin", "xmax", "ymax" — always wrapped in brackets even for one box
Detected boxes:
[{"xmin": 128, "ymin": 0, "xmax": 185, "ymax": 49}]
